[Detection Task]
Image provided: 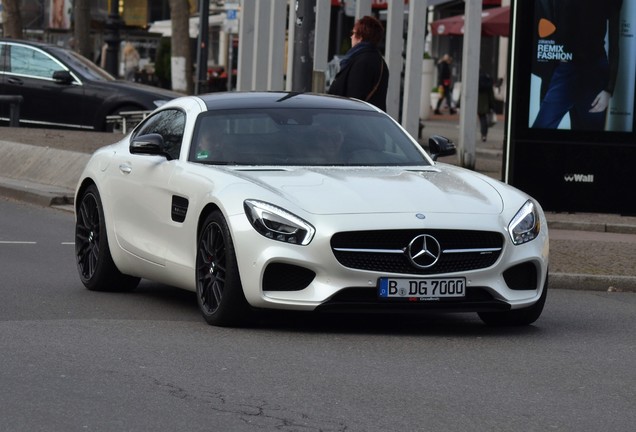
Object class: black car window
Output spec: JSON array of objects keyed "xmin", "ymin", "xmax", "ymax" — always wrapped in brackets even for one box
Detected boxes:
[
  {"xmin": 0, "ymin": 44, "xmax": 7, "ymax": 72},
  {"xmin": 134, "ymin": 109, "xmax": 185, "ymax": 160},
  {"xmin": 8, "ymin": 45, "xmax": 64, "ymax": 79}
]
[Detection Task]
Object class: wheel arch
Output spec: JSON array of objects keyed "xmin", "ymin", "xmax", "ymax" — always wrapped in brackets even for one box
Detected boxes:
[
  {"xmin": 75, "ymin": 177, "xmax": 97, "ymax": 215},
  {"xmin": 197, "ymin": 202, "xmax": 223, "ymax": 240}
]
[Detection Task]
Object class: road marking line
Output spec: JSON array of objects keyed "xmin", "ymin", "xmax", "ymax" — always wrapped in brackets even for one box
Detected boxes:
[
  {"xmin": 0, "ymin": 241, "xmax": 37, "ymax": 244},
  {"xmin": 61, "ymin": 242, "xmax": 75, "ymax": 245}
]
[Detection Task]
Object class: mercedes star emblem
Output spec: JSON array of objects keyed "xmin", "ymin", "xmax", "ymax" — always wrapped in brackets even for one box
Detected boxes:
[{"xmin": 407, "ymin": 234, "xmax": 441, "ymax": 268}]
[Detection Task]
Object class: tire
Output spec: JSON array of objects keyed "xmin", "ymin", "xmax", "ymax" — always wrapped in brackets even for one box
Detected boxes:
[
  {"xmin": 478, "ymin": 274, "xmax": 549, "ymax": 326},
  {"xmin": 75, "ymin": 184, "xmax": 140, "ymax": 292},
  {"xmin": 196, "ymin": 211, "xmax": 251, "ymax": 326}
]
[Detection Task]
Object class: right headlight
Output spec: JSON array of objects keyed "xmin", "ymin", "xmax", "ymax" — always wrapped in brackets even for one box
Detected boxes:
[
  {"xmin": 244, "ymin": 199, "xmax": 315, "ymax": 246},
  {"xmin": 508, "ymin": 200, "xmax": 540, "ymax": 245}
]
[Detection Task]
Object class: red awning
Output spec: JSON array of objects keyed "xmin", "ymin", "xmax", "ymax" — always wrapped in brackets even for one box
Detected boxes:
[{"xmin": 430, "ymin": 6, "xmax": 510, "ymax": 37}]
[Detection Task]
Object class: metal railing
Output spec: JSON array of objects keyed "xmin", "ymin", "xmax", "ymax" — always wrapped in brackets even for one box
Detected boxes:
[
  {"xmin": 106, "ymin": 110, "xmax": 152, "ymax": 134},
  {"xmin": 0, "ymin": 95, "xmax": 24, "ymax": 127}
]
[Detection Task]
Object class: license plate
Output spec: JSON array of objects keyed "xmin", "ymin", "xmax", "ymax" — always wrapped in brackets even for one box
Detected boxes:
[{"xmin": 378, "ymin": 277, "xmax": 466, "ymax": 300}]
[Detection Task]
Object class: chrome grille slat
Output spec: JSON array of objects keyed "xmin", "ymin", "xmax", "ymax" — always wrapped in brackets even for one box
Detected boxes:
[{"xmin": 331, "ymin": 229, "xmax": 504, "ymax": 275}]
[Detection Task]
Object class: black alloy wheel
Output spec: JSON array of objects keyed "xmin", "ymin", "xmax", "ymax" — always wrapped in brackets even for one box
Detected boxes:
[
  {"xmin": 75, "ymin": 184, "xmax": 139, "ymax": 292},
  {"xmin": 196, "ymin": 211, "xmax": 249, "ymax": 326}
]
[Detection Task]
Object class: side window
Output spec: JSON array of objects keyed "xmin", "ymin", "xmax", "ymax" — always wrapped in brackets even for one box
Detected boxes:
[
  {"xmin": 0, "ymin": 44, "xmax": 7, "ymax": 72},
  {"xmin": 134, "ymin": 109, "xmax": 185, "ymax": 160},
  {"xmin": 9, "ymin": 45, "xmax": 64, "ymax": 79}
]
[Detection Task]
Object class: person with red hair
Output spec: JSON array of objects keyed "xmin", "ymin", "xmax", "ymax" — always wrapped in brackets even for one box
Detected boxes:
[{"xmin": 328, "ymin": 16, "xmax": 389, "ymax": 111}]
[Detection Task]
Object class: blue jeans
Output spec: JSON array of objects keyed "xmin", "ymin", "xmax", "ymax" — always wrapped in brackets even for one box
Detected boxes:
[
  {"xmin": 436, "ymin": 85, "xmax": 453, "ymax": 111},
  {"xmin": 532, "ymin": 59, "xmax": 609, "ymax": 130}
]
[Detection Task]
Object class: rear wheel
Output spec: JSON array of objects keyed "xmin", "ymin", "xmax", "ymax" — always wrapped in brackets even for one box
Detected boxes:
[
  {"xmin": 75, "ymin": 184, "xmax": 140, "ymax": 292},
  {"xmin": 478, "ymin": 275, "xmax": 548, "ymax": 326},
  {"xmin": 196, "ymin": 211, "xmax": 251, "ymax": 326}
]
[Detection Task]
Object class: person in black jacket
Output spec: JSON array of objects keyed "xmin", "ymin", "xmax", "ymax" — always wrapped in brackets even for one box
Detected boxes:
[
  {"xmin": 328, "ymin": 16, "xmax": 389, "ymax": 111},
  {"xmin": 477, "ymin": 70, "xmax": 496, "ymax": 142},
  {"xmin": 434, "ymin": 54, "xmax": 456, "ymax": 115}
]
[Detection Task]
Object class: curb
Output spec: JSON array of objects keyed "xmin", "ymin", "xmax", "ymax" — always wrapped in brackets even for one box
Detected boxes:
[
  {"xmin": 550, "ymin": 273, "xmax": 636, "ymax": 293},
  {"xmin": 0, "ymin": 177, "xmax": 74, "ymax": 208},
  {"xmin": 548, "ymin": 220, "xmax": 636, "ymax": 236}
]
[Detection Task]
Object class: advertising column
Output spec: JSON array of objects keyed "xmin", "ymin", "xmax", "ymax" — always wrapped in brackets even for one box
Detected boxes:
[
  {"xmin": 506, "ymin": 0, "xmax": 636, "ymax": 214},
  {"xmin": 607, "ymin": 0, "xmax": 636, "ymax": 131}
]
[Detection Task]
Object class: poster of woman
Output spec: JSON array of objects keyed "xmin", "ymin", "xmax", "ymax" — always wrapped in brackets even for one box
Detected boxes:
[
  {"xmin": 50, "ymin": 0, "xmax": 70, "ymax": 30},
  {"xmin": 528, "ymin": 0, "xmax": 635, "ymax": 132}
]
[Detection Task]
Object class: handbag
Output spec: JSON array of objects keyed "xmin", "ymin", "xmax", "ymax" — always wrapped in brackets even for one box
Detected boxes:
[
  {"xmin": 365, "ymin": 55, "xmax": 384, "ymax": 102},
  {"xmin": 487, "ymin": 109, "xmax": 497, "ymax": 127}
]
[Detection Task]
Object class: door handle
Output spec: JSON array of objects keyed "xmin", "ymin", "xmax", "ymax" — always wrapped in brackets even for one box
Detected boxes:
[
  {"xmin": 7, "ymin": 77, "xmax": 23, "ymax": 85},
  {"xmin": 119, "ymin": 163, "xmax": 132, "ymax": 174}
]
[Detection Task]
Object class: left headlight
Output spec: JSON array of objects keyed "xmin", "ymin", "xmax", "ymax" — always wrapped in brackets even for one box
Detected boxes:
[
  {"xmin": 508, "ymin": 200, "xmax": 541, "ymax": 245},
  {"xmin": 244, "ymin": 199, "xmax": 315, "ymax": 245}
]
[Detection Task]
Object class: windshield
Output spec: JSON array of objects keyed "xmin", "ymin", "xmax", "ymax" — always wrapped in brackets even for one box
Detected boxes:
[
  {"xmin": 53, "ymin": 48, "xmax": 115, "ymax": 81},
  {"xmin": 188, "ymin": 108, "xmax": 431, "ymax": 166}
]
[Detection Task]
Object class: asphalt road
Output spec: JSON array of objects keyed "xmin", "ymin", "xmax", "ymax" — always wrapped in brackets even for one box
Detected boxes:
[{"xmin": 1, "ymin": 197, "xmax": 635, "ymax": 431}]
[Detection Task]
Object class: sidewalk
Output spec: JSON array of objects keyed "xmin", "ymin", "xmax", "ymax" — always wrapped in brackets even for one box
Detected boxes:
[{"xmin": 1, "ymin": 123, "xmax": 636, "ymax": 293}]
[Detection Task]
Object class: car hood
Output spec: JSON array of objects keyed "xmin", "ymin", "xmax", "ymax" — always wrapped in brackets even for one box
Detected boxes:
[
  {"xmin": 230, "ymin": 165, "xmax": 504, "ymax": 215},
  {"xmin": 109, "ymin": 80, "xmax": 183, "ymax": 99},
  {"xmin": 87, "ymin": 79, "xmax": 182, "ymax": 100}
]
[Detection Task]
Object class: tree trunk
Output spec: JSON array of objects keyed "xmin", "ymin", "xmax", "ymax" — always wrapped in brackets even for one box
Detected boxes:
[
  {"xmin": 2, "ymin": 0, "xmax": 23, "ymax": 39},
  {"xmin": 74, "ymin": 0, "xmax": 92, "ymax": 59},
  {"xmin": 168, "ymin": 0, "xmax": 193, "ymax": 94}
]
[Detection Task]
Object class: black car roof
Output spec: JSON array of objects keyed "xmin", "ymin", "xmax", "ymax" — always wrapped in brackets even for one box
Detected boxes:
[
  {"xmin": 197, "ymin": 92, "xmax": 379, "ymax": 112},
  {"xmin": 0, "ymin": 38, "xmax": 60, "ymax": 51}
]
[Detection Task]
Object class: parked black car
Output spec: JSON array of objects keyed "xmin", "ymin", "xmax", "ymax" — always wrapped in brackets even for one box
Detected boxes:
[{"xmin": 0, "ymin": 39, "xmax": 182, "ymax": 131}]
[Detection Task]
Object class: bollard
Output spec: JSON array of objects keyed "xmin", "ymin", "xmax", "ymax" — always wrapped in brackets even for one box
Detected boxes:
[{"xmin": 0, "ymin": 95, "xmax": 24, "ymax": 127}]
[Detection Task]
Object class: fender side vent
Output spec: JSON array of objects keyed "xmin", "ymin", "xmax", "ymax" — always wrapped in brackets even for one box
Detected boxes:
[{"xmin": 171, "ymin": 196, "xmax": 189, "ymax": 223}]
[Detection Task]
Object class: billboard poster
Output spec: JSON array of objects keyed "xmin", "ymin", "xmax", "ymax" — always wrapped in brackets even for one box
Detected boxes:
[
  {"xmin": 50, "ymin": 0, "xmax": 70, "ymax": 30},
  {"xmin": 528, "ymin": 0, "xmax": 636, "ymax": 132},
  {"xmin": 505, "ymin": 0, "xmax": 636, "ymax": 214}
]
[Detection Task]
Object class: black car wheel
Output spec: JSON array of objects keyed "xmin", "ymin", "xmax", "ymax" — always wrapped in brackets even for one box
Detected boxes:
[
  {"xmin": 196, "ymin": 211, "xmax": 250, "ymax": 326},
  {"xmin": 478, "ymin": 275, "xmax": 549, "ymax": 326},
  {"xmin": 75, "ymin": 184, "xmax": 140, "ymax": 291}
]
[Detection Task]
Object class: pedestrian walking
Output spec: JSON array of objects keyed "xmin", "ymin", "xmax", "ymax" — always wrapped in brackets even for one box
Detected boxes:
[
  {"xmin": 478, "ymin": 70, "xmax": 496, "ymax": 141},
  {"xmin": 435, "ymin": 54, "xmax": 457, "ymax": 115},
  {"xmin": 123, "ymin": 42, "xmax": 140, "ymax": 82},
  {"xmin": 434, "ymin": 54, "xmax": 456, "ymax": 115},
  {"xmin": 327, "ymin": 16, "xmax": 389, "ymax": 111}
]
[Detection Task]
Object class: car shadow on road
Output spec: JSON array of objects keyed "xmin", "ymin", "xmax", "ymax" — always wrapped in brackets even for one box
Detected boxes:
[
  {"xmin": 248, "ymin": 309, "xmax": 544, "ymax": 337},
  {"xmin": 120, "ymin": 282, "xmax": 544, "ymax": 336}
]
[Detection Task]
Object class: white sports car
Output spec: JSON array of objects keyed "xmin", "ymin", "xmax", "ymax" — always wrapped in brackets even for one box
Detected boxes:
[{"xmin": 74, "ymin": 92, "xmax": 549, "ymax": 327}]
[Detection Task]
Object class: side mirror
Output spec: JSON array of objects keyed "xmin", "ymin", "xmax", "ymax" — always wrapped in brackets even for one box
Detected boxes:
[
  {"xmin": 52, "ymin": 70, "xmax": 74, "ymax": 84},
  {"xmin": 428, "ymin": 135, "xmax": 456, "ymax": 161},
  {"xmin": 130, "ymin": 133, "xmax": 172, "ymax": 160}
]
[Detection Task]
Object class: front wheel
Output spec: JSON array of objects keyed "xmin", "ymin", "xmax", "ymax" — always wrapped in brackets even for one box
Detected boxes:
[
  {"xmin": 75, "ymin": 184, "xmax": 140, "ymax": 292},
  {"xmin": 196, "ymin": 211, "xmax": 251, "ymax": 326},
  {"xmin": 478, "ymin": 275, "xmax": 548, "ymax": 326}
]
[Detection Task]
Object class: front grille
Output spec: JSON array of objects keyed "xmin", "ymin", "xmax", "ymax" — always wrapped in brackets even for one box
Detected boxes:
[{"xmin": 331, "ymin": 229, "xmax": 504, "ymax": 275}]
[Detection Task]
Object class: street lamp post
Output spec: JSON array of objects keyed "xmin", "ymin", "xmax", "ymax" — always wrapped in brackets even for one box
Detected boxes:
[
  {"xmin": 291, "ymin": 0, "xmax": 316, "ymax": 92},
  {"xmin": 104, "ymin": 0, "xmax": 122, "ymax": 77}
]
